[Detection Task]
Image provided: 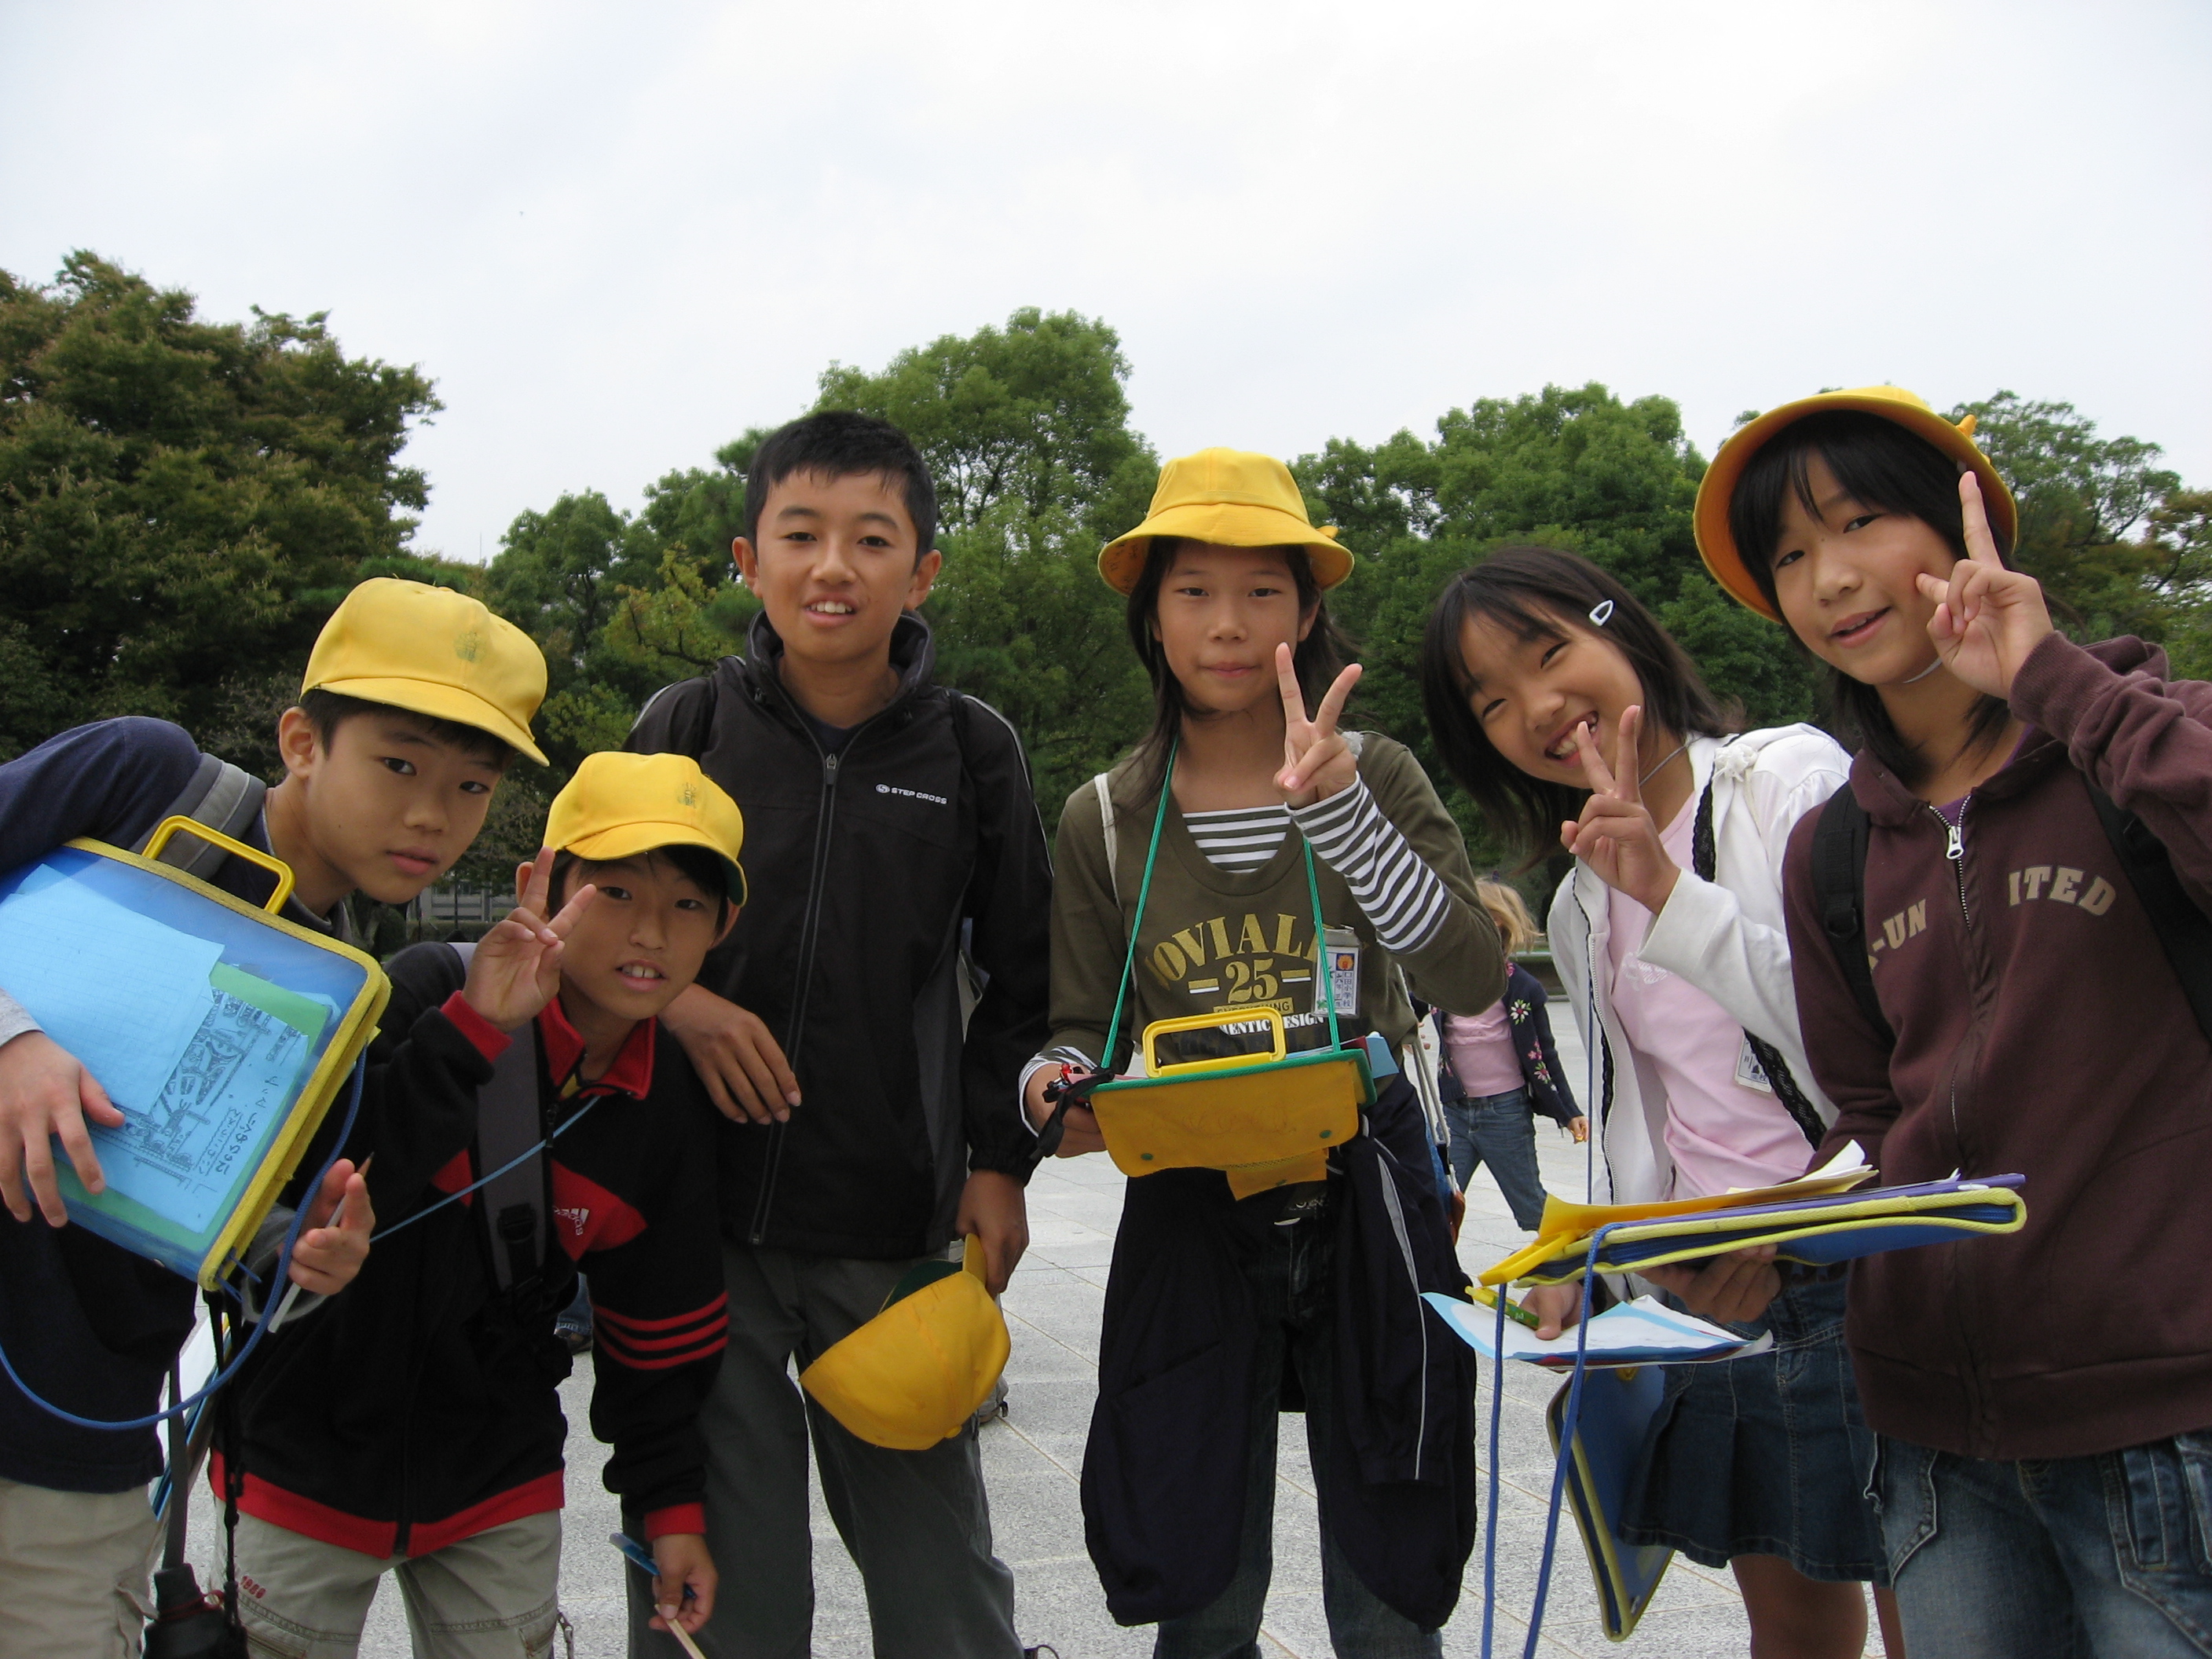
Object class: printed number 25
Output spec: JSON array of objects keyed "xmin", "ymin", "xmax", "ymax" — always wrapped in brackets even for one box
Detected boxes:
[{"xmin": 1223, "ymin": 958, "xmax": 1278, "ymax": 1005}]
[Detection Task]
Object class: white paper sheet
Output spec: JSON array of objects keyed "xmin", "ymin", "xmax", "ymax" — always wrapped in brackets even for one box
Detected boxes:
[{"xmin": 1425, "ymin": 1292, "xmax": 1775, "ymax": 1369}]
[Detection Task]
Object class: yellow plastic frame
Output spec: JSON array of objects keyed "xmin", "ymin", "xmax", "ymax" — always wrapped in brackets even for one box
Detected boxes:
[
  {"xmin": 67, "ymin": 827, "xmax": 390, "ymax": 1288},
  {"xmin": 1141, "ymin": 1007, "xmax": 1287, "ymax": 1075}
]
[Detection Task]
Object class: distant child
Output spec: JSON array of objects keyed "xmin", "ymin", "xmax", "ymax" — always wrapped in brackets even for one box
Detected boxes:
[
  {"xmin": 1419, "ymin": 547, "xmax": 1898, "ymax": 1658},
  {"xmin": 1432, "ymin": 879, "xmax": 1584, "ymax": 1232},
  {"xmin": 625, "ymin": 412, "xmax": 1053, "ymax": 1659},
  {"xmin": 1704, "ymin": 387, "xmax": 2212, "ymax": 1656},
  {"xmin": 0, "ymin": 578, "xmax": 540, "ymax": 1657},
  {"xmin": 223, "ymin": 749, "xmax": 742, "ymax": 1656},
  {"xmin": 1033, "ymin": 449, "xmax": 1503, "ymax": 1654}
]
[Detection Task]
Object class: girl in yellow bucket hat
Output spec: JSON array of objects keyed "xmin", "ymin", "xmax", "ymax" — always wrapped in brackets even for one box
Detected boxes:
[
  {"xmin": 1699, "ymin": 391, "xmax": 2212, "ymax": 1657},
  {"xmin": 1027, "ymin": 449, "xmax": 1507, "ymax": 1650}
]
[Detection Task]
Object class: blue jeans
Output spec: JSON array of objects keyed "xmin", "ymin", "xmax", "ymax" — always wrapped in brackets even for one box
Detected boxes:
[
  {"xmin": 1442, "ymin": 1089, "xmax": 1549, "ymax": 1232},
  {"xmin": 1876, "ymin": 1431, "xmax": 2212, "ymax": 1656},
  {"xmin": 1152, "ymin": 1199, "xmax": 1441, "ymax": 1659}
]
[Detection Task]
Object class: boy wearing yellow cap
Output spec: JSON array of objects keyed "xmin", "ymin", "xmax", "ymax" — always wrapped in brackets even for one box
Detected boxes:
[
  {"xmin": 0, "ymin": 577, "xmax": 550, "ymax": 1656},
  {"xmin": 222, "ymin": 751, "xmax": 744, "ymax": 1657}
]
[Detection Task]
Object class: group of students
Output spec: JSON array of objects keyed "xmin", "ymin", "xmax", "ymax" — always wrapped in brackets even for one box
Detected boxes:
[{"xmin": 0, "ymin": 386, "xmax": 2203, "ymax": 1659}]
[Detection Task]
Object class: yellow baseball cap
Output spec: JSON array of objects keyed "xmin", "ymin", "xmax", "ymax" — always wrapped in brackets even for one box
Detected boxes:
[
  {"xmin": 1099, "ymin": 448, "xmax": 1351, "ymax": 595},
  {"xmin": 1694, "ymin": 386, "xmax": 2020, "ymax": 622},
  {"xmin": 798, "ymin": 1237, "xmax": 1011, "ymax": 1451},
  {"xmin": 544, "ymin": 752, "xmax": 747, "ymax": 905},
  {"xmin": 302, "ymin": 579, "xmax": 550, "ymax": 764}
]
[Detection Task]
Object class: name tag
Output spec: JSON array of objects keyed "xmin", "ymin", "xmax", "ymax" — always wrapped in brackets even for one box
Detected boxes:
[
  {"xmin": 1323, "ymin": 927, "xmax": 1361, "ymax": 1019},
  {"xmin": 1734, "ymin": 1033, "xmax": 1774, "ymax": 1094}
]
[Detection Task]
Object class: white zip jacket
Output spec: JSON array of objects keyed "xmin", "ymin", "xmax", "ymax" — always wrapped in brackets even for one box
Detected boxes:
[{"xmin": 1547, "ymin": 724, "xmax": 1851, "ymax": 1207}]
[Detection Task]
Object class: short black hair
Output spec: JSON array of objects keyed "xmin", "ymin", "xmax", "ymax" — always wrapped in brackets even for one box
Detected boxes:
[
  {"xmin": 550, "ymin": 844, "xmax": 735, "ymax": 927},
  {"xmin": 1420, "ymin": 546, "xmax": 1734, "ymax": 859},
  {"xmin": 298, "ymin": 688, "xmax": 518, "ymax": 767},
  {"xmin": 744, "ymin": 412, "xmax": 939, "ymax": 560},
  {"xmin": 1122, "ymin": 537, "xmax": 1356, "ymax": 803},
  {"xmin": 1727, "ymin": 411, "xmax": 2012, "ymax": 787}
]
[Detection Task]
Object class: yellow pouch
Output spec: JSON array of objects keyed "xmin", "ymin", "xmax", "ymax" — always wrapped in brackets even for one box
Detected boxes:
[{"xmin": 1090, "ymin": 1008, "xmax": 1372, "ymax": 1192}]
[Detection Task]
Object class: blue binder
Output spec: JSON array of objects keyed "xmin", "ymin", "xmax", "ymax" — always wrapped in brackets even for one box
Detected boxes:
[{"xmin": 1545, "ymin": 1365, "xmax": 1673, "ymax": 1641}]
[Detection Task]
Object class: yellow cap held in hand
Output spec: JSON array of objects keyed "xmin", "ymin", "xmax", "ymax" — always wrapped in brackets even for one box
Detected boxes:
[
  {"xmin": 1694, "ymin": 386, "xmax": 2020, "ymax": 623},
  {"xmin": 302, "ymin": 579, "xmax": 550, "ymax": 764},
  {"xmin": 1099, "ymin": 448, "xmax": 1350, "ymax": 595},
  {"xmin": 544, "ymin": 753, "xmax": 747, "ymax": 905},
  {"xmin": 798, "ymin": 1237, "xmax": 1011, "ymax": 1451}
]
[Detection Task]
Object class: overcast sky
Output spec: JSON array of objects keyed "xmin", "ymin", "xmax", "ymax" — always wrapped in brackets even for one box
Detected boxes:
[{"xmin": 5, "ymin": 0, "xmax": 2206, "ymax": 562}]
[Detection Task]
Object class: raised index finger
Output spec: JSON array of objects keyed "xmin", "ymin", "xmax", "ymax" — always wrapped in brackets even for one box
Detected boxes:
[
  {"xmin": 522, "ymin": 846, "xmax": 556, "ymax": 917},
  {"xmin": 1958, "ymin": 471, "xmax": 2004, "ymax": 567},
  {"xmin": 1274, "ymin": 643, "xmax": 1309, "ymax": 730}
]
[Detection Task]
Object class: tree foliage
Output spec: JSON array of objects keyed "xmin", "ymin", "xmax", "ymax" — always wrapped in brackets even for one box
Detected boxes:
[{"xmin": 0, "ymin": 254, "xmax": 440, "ymax": 758}]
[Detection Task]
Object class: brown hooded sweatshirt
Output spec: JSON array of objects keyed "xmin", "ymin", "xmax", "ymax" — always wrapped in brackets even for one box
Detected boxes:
[{"xmin": 1783, "ymin": 635, "xmax": 2212, "ymax": 1462}]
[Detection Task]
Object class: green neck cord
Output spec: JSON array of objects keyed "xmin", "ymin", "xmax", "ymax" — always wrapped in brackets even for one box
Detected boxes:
[{"xmin": 1097, "ymin": 743, "xmax": 1341, "ymax": 1071}]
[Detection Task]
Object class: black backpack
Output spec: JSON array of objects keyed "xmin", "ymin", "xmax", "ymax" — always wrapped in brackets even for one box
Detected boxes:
[{"xmin": 1809, "ymin": 777, "xmax": 2212, "ymax": 1046}]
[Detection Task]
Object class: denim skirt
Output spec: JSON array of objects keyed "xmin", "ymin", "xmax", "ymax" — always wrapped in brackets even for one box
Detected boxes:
[{"xmin": 1621, "ymin": 1272, "xmax": 1889, "ymax": 1584}]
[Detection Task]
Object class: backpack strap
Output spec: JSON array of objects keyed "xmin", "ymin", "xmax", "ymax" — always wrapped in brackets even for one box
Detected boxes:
[
  {"xmin": 2085, "ymin": 786, "xmax": 2212, "ymax": 1046},
  {"xmin": 1688, "ymin": 772, "xmax": 1824, "ymax": 1148},
  {"xmin": 447, "ymin": 943, "xmax": 550, "ymax": 1295},
  {"xmin": 1810, "ymin": 789, "xmax": 1894, "ymax": 1043},
  {"xmin": 1093, "ymin": 774, "xmax": 1118, "ymax": 902},
  {"xmin": 132, "ymin": 753, "xmax": 268, "ymax": 881}
]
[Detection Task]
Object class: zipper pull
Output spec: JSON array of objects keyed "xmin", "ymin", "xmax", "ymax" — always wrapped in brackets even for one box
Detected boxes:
[
  {"xmin": 825, "ymin": 753, "xmax": 840, "ymax": 778},
  {"xmin": 1943, "ymin": 820, "xmax": 1964, "ymax": 862}
]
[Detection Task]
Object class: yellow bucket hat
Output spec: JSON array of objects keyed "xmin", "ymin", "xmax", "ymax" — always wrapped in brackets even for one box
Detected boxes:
[
  {"xmin": 1694, "ymin": 386, "xmax": 2020, "ymax": 622},
  {"xmin": 544, "ymin": 752, "xmax": 747, "ymax": 905},
  {"xmin": 799, "ymin": 1237, "xmax": 1010, "ymax": 1451},
  {"xmin": 1098, "ymin": 448, "xmax": 1351, "ymax": 595},
  {"xmin": 303, "ymin": 578, "xmax": 550, "ymax": 764}
]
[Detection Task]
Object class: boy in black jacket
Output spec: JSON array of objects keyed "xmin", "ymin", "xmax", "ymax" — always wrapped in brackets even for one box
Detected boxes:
[
  {"xmin": 225, "ymin": 751, "xmax": 745, "ymax": 1656},
  {"xmin": 624, "ymin": 412, "xmax": 1053, "ymax": 1659},
  {"xmin": 0, "ymin": 577, "xmax": 543, "ymax": 1657}
]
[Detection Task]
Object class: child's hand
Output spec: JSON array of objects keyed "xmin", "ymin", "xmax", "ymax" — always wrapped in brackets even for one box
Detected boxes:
[
  {"xmin": 648, "ymin": 1533, "xmax": 716, "ymax": 1634},
  {"xmin": 1522, "ymin": 1283, "xmax": 1584, "ymax": 1340},
  {"xmin": 287, "ymin": 1159, "xmax": 375, "ymax": 1296},
  {"xmin": 463, "ymin": 848, "xmax": 597, "ymax": 1033},
  {"xmin": 1916, "ymin": 471, "xmax": 2054, "ymax": 699},
  {"xmin": 660, "ymin": 984, "xmax": 801, "ymax": 1123},
  {"xmin": 1275, "ymin": 646, "xmax": 1364, "ymax": 806},
  {"xmin": 0, "ymin": 1031, "xmax": 125, "ymax": 1225},
  {"xmin": 1643, "ymin": 1244, "xmax": 1781, "ymax": 1324},
  {"xmin": 1568, "ymin": 1116, "xmax": 1589, "ymax": 1144},
  {"xmin": 1558, "ymin": 705, "xmax": 1682, "ymax": 915},
  {"xmin": 957, "ymin": 1170, "xmax": 1029, "ymax": 1295}
]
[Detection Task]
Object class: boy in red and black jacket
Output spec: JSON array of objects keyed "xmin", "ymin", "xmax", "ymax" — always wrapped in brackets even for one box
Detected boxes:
[{"xmin": 225, "ymin": 752, "xmax": 747, "ymax": 1654}]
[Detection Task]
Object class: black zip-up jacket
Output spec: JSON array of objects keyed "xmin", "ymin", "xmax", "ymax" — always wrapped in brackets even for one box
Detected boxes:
[
  {"xmin": 228, "ymin": 945, "xmax": 727, "ymax": 1554},
  {"xmin": 626, "ymin": 612, "xmax": 1052, "ymax": 1258}
]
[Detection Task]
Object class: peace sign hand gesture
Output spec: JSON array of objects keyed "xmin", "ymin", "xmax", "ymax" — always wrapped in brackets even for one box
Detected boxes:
[
  {"xmin": 1275, "ymin": 644, "xmax": 1364, "ymax": 808},
  {"xmin": 1559, "ymin": 705, "xmax": 1682, "ymax": 916},
  {"xmin": 462, "ymin": 847, "xmax": 599, "ymax": 1032},
  {"xmin": 1916, "ymin": 471, "xmax": 2054, "ymax": 700}
]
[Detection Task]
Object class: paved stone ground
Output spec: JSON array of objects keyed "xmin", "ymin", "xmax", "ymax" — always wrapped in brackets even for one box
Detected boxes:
[{"xmin": 192, "ymin": 1013, "xmax": 1888, "ymax": 1656}]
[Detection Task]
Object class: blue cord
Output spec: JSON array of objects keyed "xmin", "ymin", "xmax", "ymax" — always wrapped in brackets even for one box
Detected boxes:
[
  {"xmin": 1481, "ymin": 1287, "xmax": 1507, "ymax": 1657},
  {"xmin": 1518, "ymin": 1228, "xmax": 1611, "ymax": 1657},
  {"xmin": 0, "ymin": 1057, "xmax": 368, "ymax": 1433},
  {"xmin": 367, "ymin": 1096, "xmax": 600, "ymax": 1244}
]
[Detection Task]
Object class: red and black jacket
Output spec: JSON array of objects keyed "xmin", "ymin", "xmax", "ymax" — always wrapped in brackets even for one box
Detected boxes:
[{"xmin": 225, "ymin": 943, "xmax": 728, "ymax": 1554}]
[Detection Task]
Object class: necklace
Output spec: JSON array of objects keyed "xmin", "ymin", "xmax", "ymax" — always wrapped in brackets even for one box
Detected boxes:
[{"xmin": 1638, "ymin": 742, "xmax": 1687, "ymax": 789}]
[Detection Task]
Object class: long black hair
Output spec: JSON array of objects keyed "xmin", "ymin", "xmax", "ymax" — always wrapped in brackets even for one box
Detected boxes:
[
  {"xmin": 1122, "ymin": 537, "xmax": 1356, "ymax": 801},
  {"xmin": 1728, "ymin": 411, "xmax": 2012, "ymax": 787},
  {"xmin": 1420, "ymin": 545, "xmax": 1734, "ymax": 857}
]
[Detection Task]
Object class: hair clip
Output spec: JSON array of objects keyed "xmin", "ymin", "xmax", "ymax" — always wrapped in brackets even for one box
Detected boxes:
[{"xmin": 1588, "ymin": 599, "xmax": 1615, "ymax": 627}]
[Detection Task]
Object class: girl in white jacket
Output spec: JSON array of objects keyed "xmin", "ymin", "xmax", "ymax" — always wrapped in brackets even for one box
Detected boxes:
[{"xmin": 1419, "ymin": 546, "xmax": 1900, "ymax": 1659}]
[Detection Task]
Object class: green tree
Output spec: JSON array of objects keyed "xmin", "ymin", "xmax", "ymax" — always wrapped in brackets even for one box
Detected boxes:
[
  {"xmin": 0, "ymin": 253, "xmax": 440, "ymax": 758},
  {"xmin": 815, "ymin": 307, "xmax": 1159, "ymax": 811},
  {"xmin": 1300, "ymin": 383, "xmax": 1818, "ymax": 868}
]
